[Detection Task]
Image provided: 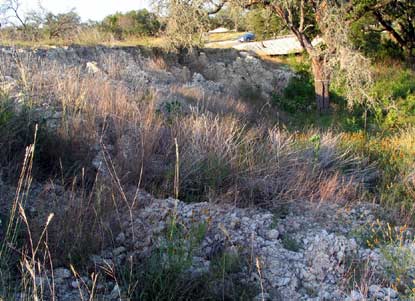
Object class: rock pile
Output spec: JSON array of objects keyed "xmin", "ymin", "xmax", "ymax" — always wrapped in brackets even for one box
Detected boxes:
[{"xmin": 24, "ymin": 193, "xmax": 403, "ymax": 301}]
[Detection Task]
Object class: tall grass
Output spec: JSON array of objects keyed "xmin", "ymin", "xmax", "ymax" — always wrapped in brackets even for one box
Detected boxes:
[
  {"xmin": 0, "ymin": 48, "xmax": 379, "ymax": 299},
  {"xmin": 0, "ymin": 125, "xmax": 53, "ymax": 300},
  {"xmin": 0, "ymin": 50, "xmax": 372, "ymax": 206}
]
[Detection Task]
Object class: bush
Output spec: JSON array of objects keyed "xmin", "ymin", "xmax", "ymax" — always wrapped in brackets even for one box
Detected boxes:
[
  {"xmin": 344, "ymin": 128, "xmax": 415, "ymax": 223},
  {"xmin": 101, "ymin": 9, "xmax": 161, "ymax": 39},
  {"xmin": 44, "ymin": 10, "xmax": 81, "ymax": 40},
  {"xmin": 272, "ymin": 68, "xmax": 315, "ymax": 113},
  {"xmin": 0, "ymin": 95, "xmax": 93, "ymax": 183},
  {"xmin": 119, "ymin": 220, "xmax": 256, "ymax": 300},
  {"xmin": 371, "ymin": 67, "xmax": 415, "ymax": 129}
]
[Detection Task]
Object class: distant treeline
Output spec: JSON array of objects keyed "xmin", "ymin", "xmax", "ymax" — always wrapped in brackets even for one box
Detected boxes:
[
  {"xmin": 0, "ymin": 1, "xmax": 412, "ymax": 60},
  {"xmin": 0, "ymin": 8, "xmax": 163, "ymax": 42}
]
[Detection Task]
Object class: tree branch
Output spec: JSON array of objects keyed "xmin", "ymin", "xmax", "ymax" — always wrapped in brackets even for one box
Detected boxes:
[
  {"xmin": 299, "ymin": 0, "xmax": 305, "ymax": 32},
  {"xmin": 373, "ymin": 10, "xmax": 406, "ymax": 49}
]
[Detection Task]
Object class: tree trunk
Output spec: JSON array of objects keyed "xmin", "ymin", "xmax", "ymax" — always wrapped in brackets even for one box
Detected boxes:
[
  {"xmin": 312, "ymin": 57, "xmax": 330, "ymax": 113},
  {"xmin": 289, "ymin": 27, "xmax": 330, "ymax": 114}
]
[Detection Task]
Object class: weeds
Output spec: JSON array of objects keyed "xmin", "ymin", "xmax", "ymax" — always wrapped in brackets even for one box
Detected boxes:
[
  {"xmin": 351, "ymin": 220, "xmax": 415, "ymax": 298},
  {"xmin": 116, "ymin": 217, "xmax": 256, "ymax": 300},
  {"xmin": 125, "ymin": 221, "xmax": 206, "ymax": 300},
  {"xmin": 272, "ymin": 71, "xmax": 314, "ymax": 113},
  {"xmin": 0, "ymin": 50, "xmax": 369, "ymax": 207},
  {"xmin": 281, "ymin": 235, "xmax": 302, "ymax": 252},
  {"xmin": 344, "ymin": 127, "xmax": 415, "ymax": 224}
]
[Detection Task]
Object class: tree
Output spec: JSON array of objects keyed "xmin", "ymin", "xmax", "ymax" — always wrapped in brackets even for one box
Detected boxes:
[
  {"xmin": 155, "ymin": 0, "xmax": 373, "ymax": 113},
  {"xmin": 101, "ymin": 9, "xmax": 161, "ymax": 39},
  {"xmin": 0, "ymin": 0, "xmax": 46, "ymax": 40},
  {"xmin": 350, "ymin": 0, "xmax": 415, "ymax": 58},
  {"xmin": 0, "ymin": 0, "xmax": 26, "ymax": 29},
  {"xmin": 44, "ymin": 10, "xmax": 81, "ymax": 39},
  {"xmin": 135, "ymin": 9, "xmax": 161, "ymax": 35},
  {"xmin": 209, "ymin": 5, "xmax": 246, "ymax": 31},
  {"xmin": 245, "ymin": 7, "xmax": 285, "ymax": 39},
  {"xmin": 153, "ymin": 0, "xmax": 210, "ymax": 50}
]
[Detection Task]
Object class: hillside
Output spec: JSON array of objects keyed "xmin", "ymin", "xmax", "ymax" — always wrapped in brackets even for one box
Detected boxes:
[{"xmin": 0, "ymin": 45, "xmax": 413, "ymax": 301}]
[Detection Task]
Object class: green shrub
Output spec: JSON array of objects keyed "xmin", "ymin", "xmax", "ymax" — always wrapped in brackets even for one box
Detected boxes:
[
  {"xmin": 132, "ymin": 222, "xmax": 206, "ymax": 300},
  {"xmin": 343, "ymin": 128, "xmax": 415, "ymax": 223},
  {"xmin": 101, "ymin": 9, "xmax": 161, "ymax": 39},
  {"xmin": 350, "ymin": 16, "xmax": 405, "ymax": 61},
  {"xmin": 371, "ymin": 67, "xmax": 415, "ymax": 129},
  {"xmin": 273, "ymin": 70, "xmax": 315, "ymax": 113},
  {"xmin": 0, "ymin": 97, "xmax": 14, "ymax": 126},
  {"xmin": 119, "ymin": 219, "xmax": 256, "ymax": 300},
  {"xmin": 179, "ymin": 153, "xmax": 232, "ymax": 202},
  {"xmin": 245, "ymin": 7, "xmax": 285, "ymax": 39},
  {"xmin": 281, "ymin": 235, "xmax": 302, "ymax": 252}
]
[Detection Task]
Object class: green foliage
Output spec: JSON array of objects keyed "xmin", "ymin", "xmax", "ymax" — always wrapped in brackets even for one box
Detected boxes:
[
  {"xmin": 274, "ymin": 56, "xmax": 415, "ymax": 225},
  {"xmin": 0, "ymin": 98, "xmax": 36, "ymax": 180},
  {"xmin": 101, "ymin": 9, "xmax": 161, "ymax": 39},
  {"xmin": 211, "ymin": 251, "xmax": 241, "ymax": 275},
  {"xmin": 179, "ymin": 153, "xmax": 232, "ymax": 203},
  {"xmin": 163, "ymin": 100, "xmax": 183, "ymax": 116},
  {"xmin": 354, "ymin": 220, "xmax": 415, "ymax": 296},
  {"xmin": 370, "ymin": 137, "xmax": 414, "ymax": 213},
  {"xmin": 209, "ymin": 5, "xmax": 247, "ymax": 32},
  {"xmin": 309, "ymin": 134, "xmax": 321, "ymax": 162},
  {"xmin": 373, "ymin": 69, "xmax": 415, "ymax": 100},
  {"xmin": 352, "ymin": 220, "xmax": 409, "ymax": 249},
  {"xmin": 0, "ymin": 211, "xmax": 20, "ymax": 300},
  {"xmin": 0, "ymin": 96, "xmax": 92, "ymax": 183},
  {"xmin": 245, "ymin": 8, "xmax": 285, "ymax": 39},
  {"xmin": 278, "ymin": 55, "xmax": 414, "ymax": 133},
  {"xmin": 281, "ymin": 234, "xmax": 302, "ymax": 252},
  {"xmin": 120, "ymin": 219, "xmax": 256, "ymax": 300},
  {"xmin": 0, "ymin": 97, "xmax": 14, "ymax": 127},
  {"xmin": 371, "ymin": 67, "xmax": 415, "ymax": 129},
  {"xmin": 349, "ymin": 15, "xmax": 405, "ymax": 60},
  {"xmin": 272, "ymin": 68, "xmax": 315, "ymax": 114},
  {"xmin": 350, "ymin": 0, "xmax": 415, "ymax": 57},
  {"xmin": 44, "ymin": 10, "xmax": 81, "ymax": 39},
  {"xmin": 381, "ymin": 245, "xmax": 415, "ymax": 296},
  {"xmin": 341, "ymin": 126, "xmax": 415, "ymax": 224}
]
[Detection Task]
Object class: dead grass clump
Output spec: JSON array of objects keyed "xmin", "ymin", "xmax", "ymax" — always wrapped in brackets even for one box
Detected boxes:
[
  {"xmin": 146, "ymin": 55, "xmax": 168, "ymax": 71},
  {"xmin": 1, "ymin": 50, "xmax": 373, "ymax": 209}
]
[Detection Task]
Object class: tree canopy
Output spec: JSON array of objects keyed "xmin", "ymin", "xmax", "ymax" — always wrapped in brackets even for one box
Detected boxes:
[
  {"xmin": 101, "ymin": 9, "xmax": 161, "ymax": 39},
  {"xmin": 153, "ymin": 0, "xmax": 374, "ymax": 112},
  {"xmin": 350, "ymin": 0, "xmax": 415, "ymax": 57},
  {"xmin": 245, "ymin": 6, "xmax": 285, "ymax": 39},
  {"xmin": 44, "ymin": 10, "xmax": 81, "ymax": 39}
]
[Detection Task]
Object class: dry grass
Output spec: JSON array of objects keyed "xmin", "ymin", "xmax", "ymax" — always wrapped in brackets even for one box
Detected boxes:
[
  {"xmin": 0, "ymin": 29, "xmax": 165, "ymax": 48},
  {"xmin": 0, "ymin": 48, "xmax": 376, "ymax": 299},
  {"xmin": 0, "ymin": 50, "xmax": 372, "ymax": 207}
]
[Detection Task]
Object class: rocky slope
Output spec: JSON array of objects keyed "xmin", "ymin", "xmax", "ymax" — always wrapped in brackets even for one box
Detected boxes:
[
  {"xmin": 0, "ymin": 45, "xmax": 293, "ymax": 103},
  {"xmin": 0, "ymin": 46, "xmax": 413, "ymax": 301},
  {"xmin": 9, "ymin": 184, "xmax": 405, "ymax": 301}
]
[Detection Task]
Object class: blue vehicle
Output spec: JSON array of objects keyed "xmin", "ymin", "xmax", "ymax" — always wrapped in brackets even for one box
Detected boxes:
[{"xmin": 238, "ymin": 32, "xmax": 255, "ymax": 43}]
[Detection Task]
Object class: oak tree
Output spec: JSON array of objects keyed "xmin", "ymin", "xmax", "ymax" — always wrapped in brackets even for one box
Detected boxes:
[
  {"xmin": 154, "ymin": 0, "xmax": 374, "ymax": 112},
  {"xmin": 350, "ymin": 0, "xmax": 415, "ymax": 58}
]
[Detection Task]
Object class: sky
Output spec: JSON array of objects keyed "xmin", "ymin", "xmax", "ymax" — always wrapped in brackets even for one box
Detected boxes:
[{"xmin": 18, "ymin": 0, "xmax": 151, "ymax": 22}]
